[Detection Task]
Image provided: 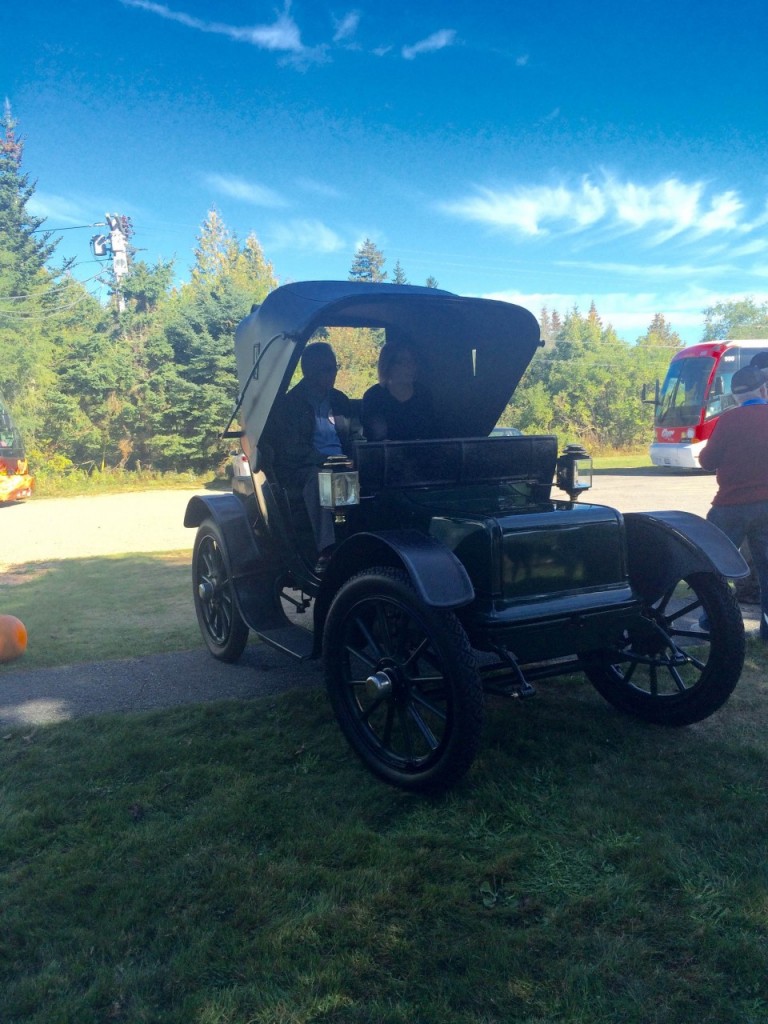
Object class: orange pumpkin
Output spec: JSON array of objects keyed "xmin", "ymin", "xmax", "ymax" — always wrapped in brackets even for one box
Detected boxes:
[{"xmin": 0, "ymin": 615, "xmax": 27, "ymax": 663}]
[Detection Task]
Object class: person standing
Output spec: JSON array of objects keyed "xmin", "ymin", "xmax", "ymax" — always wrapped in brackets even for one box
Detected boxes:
[{"xmin": 699, "ymin": 364, "xmax": 768, "ymax": 639}]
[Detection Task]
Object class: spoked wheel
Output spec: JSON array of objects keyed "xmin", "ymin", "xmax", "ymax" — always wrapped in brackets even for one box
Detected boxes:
[
  {"xmin": 324, "ymin": 567, "xmax": 484, "ymax": 792},
  {"xmin": 583, "ymin": 571, "xmax": 744, "ymax": 725},
  {"xmin": 193, "ymin": 519, "xmax": 249, "ymax": 662}
]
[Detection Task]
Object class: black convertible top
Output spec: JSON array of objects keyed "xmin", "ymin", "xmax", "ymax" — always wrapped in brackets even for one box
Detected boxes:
[{"xmin": 233, "ymin": 280, "xmax": 540, "ymax": 454}]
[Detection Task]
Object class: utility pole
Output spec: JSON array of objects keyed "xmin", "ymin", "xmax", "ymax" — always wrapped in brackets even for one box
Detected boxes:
[{"xmin": 91, "ymin": 213, "xmax": 134, "ymax": 312}]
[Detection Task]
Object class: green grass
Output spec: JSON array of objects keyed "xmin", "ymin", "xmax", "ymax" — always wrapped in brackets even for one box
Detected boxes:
[
  {"xmin": 2, "ymin": 489, "xmax": 765, "ymax": 1022},
  {"xmin": 30, "ymin": 468, "xmax": 224, "ymax": 499},
  {"xmin": 2, "ymin": 641, "xmax": 767, "ymax": 1022},
  {"xmin": 2, "ymin": 552, "xmax": 199, "ymax": 668},
  {"xmin": 591, "ymin": 451, "xmax": 652, "ymax": 470}
]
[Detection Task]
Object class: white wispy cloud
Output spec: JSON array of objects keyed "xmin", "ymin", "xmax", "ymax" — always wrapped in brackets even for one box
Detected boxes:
[
  {"xmin": 266, "ymin": 219, "xmax": 346, "ymax": 253},
  {"xmin": 441, "ymin": 175, "xmax": 758, "ymax": 244},
  {"xmin": 27, "ymin": 192, "xmax": 99, "ymax": 224},
  {"xmin": 119, "ymin": 0, "xmax": 322, "ymax": 61},
  {"xmin": 203, "ymin": 173, "xmax": 288, "ymax": 208},
  {"xmin": 333, "ymin": 10, "xmax": 360, "ymax": 43},
  {"xmin": 554, "ymin": 259, "xmax": 736, "ymax": 279},
  {"xmin": 402, "ymin": 29, "xmax": 456, "ymax": 60},
  {"xmin": 484, "ymin": 285, "xmax": 768, "ymax": 343}
]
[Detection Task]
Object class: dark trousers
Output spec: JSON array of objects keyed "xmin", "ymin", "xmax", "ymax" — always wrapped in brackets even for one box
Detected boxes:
[{"xmin": 707, "ymin": 501, "xmax": 768, "ymax": 638}]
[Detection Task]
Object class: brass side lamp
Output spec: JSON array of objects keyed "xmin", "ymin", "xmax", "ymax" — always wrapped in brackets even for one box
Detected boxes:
[{"xmin": 318, "ymin": 455, "xmax": 360, "ymax": 523}]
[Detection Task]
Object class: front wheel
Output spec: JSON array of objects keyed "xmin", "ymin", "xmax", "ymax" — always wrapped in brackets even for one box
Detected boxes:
[
  {"xmin": 324, "ymin": 567, "xmax": 484, "ymax": 793},
  {"xmin": 192, "ymin": 519, "xmax": 249, "ymax": 662},
  {"xmin": 583, "ymin": 571, "xmax": 744, "ymax": 725}
]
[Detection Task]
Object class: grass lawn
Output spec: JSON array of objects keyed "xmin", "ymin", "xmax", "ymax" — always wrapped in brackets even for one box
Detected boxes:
[
  {"xmin": 2, "ymin": 638, "xmax": 767, "ymax": 1023},
  {"xmin": 2, "ymin": 483, "xmax": 766, "ymax": 1023},
  {"xmin": 1, "ymin": 552, "xmax": 200, "ymax": 669}
]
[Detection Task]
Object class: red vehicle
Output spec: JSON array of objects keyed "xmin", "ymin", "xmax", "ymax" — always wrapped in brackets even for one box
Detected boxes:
[
  {"xmin": 649, "ymin": 339, "xmax": 768, "ymax": 469},
  {"xmin": 0, "ymin": 398, "xmax": 33, "ymax": 502}
]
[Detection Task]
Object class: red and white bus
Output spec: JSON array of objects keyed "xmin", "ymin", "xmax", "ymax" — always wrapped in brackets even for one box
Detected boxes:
[{"xmin": 650, "ymin": 338, "xmax": 768, "ymax": 469}]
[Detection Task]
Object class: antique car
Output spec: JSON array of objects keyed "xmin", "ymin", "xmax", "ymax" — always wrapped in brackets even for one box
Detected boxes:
[{"xmin": 184, "ymin": 281, "xmax": 747, "ymax": 793}]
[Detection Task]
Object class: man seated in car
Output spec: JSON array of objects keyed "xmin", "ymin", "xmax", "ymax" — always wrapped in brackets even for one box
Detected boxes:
[{"xmin": 263, "ymin": 342, "xmax": 362, "ymax": 563}]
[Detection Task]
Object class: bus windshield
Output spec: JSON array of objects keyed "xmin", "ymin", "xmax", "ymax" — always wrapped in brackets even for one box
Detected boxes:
[{"xmin": 655, "ymin": 356, "xmax": 713, "ymax": 427}]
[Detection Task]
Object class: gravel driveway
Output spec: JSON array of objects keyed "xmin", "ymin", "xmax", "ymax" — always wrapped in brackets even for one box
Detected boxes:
[{"xmin": 0, "ymin": 474, "xmax": 753, "ymax": 729}]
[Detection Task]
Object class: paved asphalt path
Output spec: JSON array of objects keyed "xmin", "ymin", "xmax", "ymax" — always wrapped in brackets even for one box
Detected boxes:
[{"xmin": 0, "ymin": 471, "xmax": 751, "ymax": 729}]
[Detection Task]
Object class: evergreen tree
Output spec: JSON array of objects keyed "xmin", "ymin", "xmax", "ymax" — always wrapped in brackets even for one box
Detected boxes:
[
  {"xmin": 349, "ymin": 238, "xmax": 387, "ymax": 282},
  {"xmin": 0, "ymin": 100, "xmax": 74, "ymax": 447},
  {"xmin": 635, "ymin": 313, "xmax": 683, "ymax": 350},
  {"xmin": 0, "ymin": 100, "xmax": 60, "ymax": 294},
  {"xmin": 539, "ymin": 307, "xmax": 553, "ymax": 344},
  {"xmin": 392, "ymin": 260, "xmax": 408, "ymax": 285},
  {"xmin": 149, "ymin": 211, "xmax": 278, "ymax": 472}
]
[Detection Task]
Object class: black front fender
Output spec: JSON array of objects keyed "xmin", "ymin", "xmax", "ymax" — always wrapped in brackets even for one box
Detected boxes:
[
  {"xmin": 624, "ymin": 510, "xmax": 749, "ymax": 603},
  {"xmin": 327, "ymin": 529, "xmax": 474, "ymax": 609},
  {"xmin": 312, "ymin": 529, "xmax": 475, "ymax": 656}
]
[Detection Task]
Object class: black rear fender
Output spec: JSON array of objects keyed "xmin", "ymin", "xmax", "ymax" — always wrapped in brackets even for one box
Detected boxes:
[
  {"xmin": 185, "ymin": 493, "xmax": 285, "ymax": 631},
  {"xmin": 184, "ymin": 493, "xmax": 263, "ymax": 571},
  {"xmin": 624, "ymin": 510, "xmax": 749, "ymax": 603}
]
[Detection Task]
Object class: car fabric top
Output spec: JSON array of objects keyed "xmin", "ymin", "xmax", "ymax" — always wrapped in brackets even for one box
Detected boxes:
[{"xmin": 233, "ymin": 281, "xmax": 541, "ymax": 459}]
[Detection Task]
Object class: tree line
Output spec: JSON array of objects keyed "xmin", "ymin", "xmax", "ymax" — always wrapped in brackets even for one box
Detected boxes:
[{"xmin": 3, "ymin": 102, "xmax": 768, "ymax": 475}]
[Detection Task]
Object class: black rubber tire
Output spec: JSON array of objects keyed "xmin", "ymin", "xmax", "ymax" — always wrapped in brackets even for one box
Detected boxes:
[
  {"xmin": 323, "ymin": 567, "xmax": 484, "ymax": 793},
  {"xmin": 583, "ymin": 571, "xmax": 744, "ymax": 725},
  {"xmin": 192, "ymin": 518, "xmax": 249, "ymax": 663}
]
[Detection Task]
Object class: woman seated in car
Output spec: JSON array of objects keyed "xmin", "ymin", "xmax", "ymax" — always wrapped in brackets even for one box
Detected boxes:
[{"xmin": 361, "ymin": 342, "xmax": 437, "ymax": 441}]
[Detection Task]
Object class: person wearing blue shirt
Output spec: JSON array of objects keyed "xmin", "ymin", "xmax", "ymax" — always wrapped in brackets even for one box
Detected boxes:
[{"xmin": 263, "ymin": 342, "xmax": 363, "ymax": 561}]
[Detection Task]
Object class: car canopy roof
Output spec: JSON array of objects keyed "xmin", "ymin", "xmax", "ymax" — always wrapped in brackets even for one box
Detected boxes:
[{"xmin": 233, "ymin": 280, "xmax": 540, "ymax": 454}]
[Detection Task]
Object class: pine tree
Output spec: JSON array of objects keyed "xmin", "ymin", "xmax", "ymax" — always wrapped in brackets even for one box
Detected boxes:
[
  {"xmin": 392, "ymin": 260, "xmax": 408, "ymax": 285},
  {"xmin": 349, "ymin": 238, "xmax": 387, "ymax": 282},
  {"xmin": 0, "ymin": 100, "xmax": 60, "ymax": 295}
]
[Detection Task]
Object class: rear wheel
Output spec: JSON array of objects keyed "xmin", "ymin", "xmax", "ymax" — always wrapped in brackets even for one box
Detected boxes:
[
  {"xmin": 324, "ymin": 567, "xmax": 484, "ymax": 792},
  {"xmin": 583, "ymin": 571, "xmax": 744, "ymax": 725},
  {"xmin": 193, "ymin": 519, "xmax": 249, "ymax": 662}
]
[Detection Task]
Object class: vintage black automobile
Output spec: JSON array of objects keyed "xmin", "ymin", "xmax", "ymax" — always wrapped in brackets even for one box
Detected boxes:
[{"xmin": 185, "ymin": 281, "xmax": 748, "ymax": 792}]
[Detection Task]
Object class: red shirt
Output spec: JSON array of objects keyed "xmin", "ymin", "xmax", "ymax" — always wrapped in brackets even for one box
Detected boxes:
[{"xmin": 699, "ymin": 402, "xmax": 768, "ymax": 506}]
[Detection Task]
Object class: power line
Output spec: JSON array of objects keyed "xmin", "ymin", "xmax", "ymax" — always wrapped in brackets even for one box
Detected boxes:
[
  {"xmin": 0, "ymin": 266, "xmax": 107, "ymax": 303},
  {"xmin": 0, "ymin": 287, "xmax": 102, "ymax": 321},
  {"xmin": 30, "ymin": 222, "xmax": 106, "ymax": 233}
]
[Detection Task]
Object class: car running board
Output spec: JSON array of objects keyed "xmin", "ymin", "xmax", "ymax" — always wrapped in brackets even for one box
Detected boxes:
[{"xmin": 253, "ymin": 624, "xmax": 315, "ymax": 661}]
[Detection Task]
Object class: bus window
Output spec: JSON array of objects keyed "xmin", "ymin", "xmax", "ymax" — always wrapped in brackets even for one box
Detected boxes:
[{"xmin": 656, "ymin": 356, "xmax": 713, "ymax": 427}]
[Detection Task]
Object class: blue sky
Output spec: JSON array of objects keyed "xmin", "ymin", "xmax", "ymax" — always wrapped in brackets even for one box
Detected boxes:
[{"xmin": 2, "ymin": 0, "xmax": 768, "ymax": 343}]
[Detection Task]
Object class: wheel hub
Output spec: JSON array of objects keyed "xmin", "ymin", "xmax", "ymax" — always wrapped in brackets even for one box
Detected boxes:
[{"xmin": 365, "ymin": 670, "xmax": 394, "ymax": 699}]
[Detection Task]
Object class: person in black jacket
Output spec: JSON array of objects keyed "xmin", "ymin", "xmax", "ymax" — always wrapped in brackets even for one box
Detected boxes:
[
  {"xmin": 263, "ymin": 342, "xmax": 362, "ymax": 558},
  {"xmin": 361, "ymin": 342, "xmax": 437, "ymax": 441}
]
